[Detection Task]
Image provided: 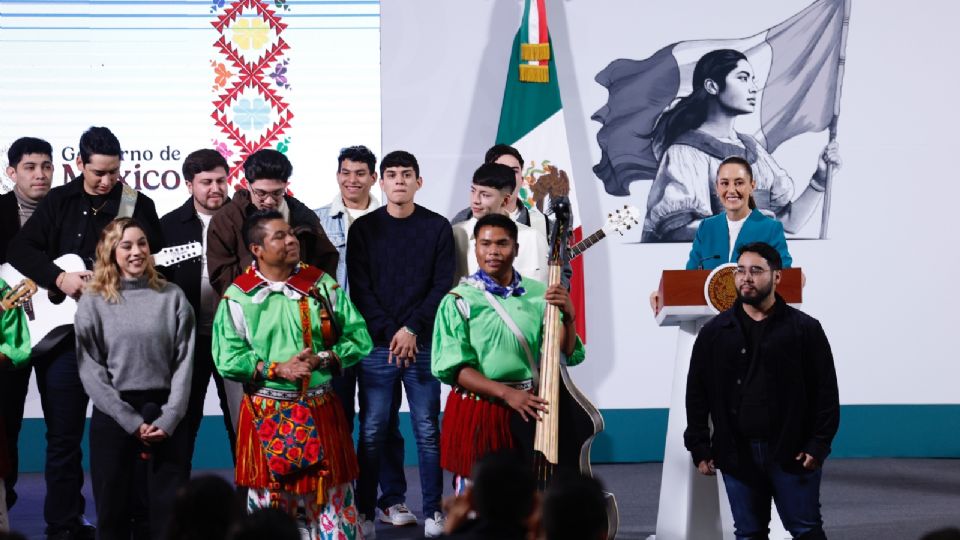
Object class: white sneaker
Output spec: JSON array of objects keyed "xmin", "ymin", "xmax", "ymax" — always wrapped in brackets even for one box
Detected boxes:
[
  {"xmin": 424, "ymin": 511, "xmax": 446, "ymax": 538},
  {"xmin": 378, "ymin": 503, "xmax": 418, "ymax": 526},
  {"xmin": 360, "ymin": 516, "xmax": 376, "ymax": 539}
]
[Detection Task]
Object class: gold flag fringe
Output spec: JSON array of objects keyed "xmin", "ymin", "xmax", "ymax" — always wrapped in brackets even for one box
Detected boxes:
[
  {"xmin": 520, "ymin": 42, "xmax": 551, "ymax": 61},
  {"xmin": 519, "ymin": 64, "xmax": 549, "ymax": 83}
]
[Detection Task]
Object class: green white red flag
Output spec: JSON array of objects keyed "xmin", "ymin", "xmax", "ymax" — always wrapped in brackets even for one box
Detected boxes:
[{"xmin": 496, "ymin": 0, "xmax": 587, "ymax": 341}]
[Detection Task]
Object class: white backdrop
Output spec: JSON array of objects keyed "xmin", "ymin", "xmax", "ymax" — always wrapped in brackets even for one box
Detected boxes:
[
  {"xmin": 3, "ymin": 0, "xmax": 958, "ymax": 422},
  {"xmin": 381, "ymin": 0, "xmax": 960, "ymax": 410},
  {"xmin": 1, "ymin": 0, "xmax": 382, "ymax": 417},
  {"xmin": 0, "ymin": 0, "xmax": 380, "ymax": 211}
]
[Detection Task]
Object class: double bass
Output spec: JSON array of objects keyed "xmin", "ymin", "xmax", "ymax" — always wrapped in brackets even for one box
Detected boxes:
[{"xmin": 511, "ymin": 196, "xmax": 620, "ymax": 538}]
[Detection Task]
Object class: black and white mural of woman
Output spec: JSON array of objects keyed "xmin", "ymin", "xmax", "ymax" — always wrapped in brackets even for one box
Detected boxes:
[
  {"xmin": 592, "ymin": 0, "xmax": 850, "ymax": 242},
  {"xmin": 642, "ymin": 49, "xmax": 841, "ymax": 242}
]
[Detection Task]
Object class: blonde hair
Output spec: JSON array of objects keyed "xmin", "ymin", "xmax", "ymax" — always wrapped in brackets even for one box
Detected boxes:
[{"xmin": 86, "ymin": 217, "xmax": 166, "ymax": 303}]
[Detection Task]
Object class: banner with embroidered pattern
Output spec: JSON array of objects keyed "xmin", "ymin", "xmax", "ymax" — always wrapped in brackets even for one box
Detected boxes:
[{"xmin": 210, "ymin": 0, "xmax": 294, "ymax": 190}]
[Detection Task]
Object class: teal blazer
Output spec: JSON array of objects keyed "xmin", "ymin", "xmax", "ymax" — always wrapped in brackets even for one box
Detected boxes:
[{"xmin": 685, "ymin": 209, "xmax": 792, "ymax": 270}]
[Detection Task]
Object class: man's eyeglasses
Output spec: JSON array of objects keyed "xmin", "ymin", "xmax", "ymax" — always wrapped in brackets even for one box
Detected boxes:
[
  {"xmin": 251, "ymin": 187, "xmax": 286, "ymax": 201},
  {"xmin": 734, "ymin": 266, "xmax": 770, "ymax": 277}
]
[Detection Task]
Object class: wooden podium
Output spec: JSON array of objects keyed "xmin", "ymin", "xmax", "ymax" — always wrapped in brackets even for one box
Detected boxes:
[{"xmin": 649, "ymin": 266, "xmax": 802, "ymax": 540}]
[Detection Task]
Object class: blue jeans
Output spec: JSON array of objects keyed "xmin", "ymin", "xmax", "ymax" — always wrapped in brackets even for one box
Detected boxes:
[
  {"xmin": 721, "ymin": 441, "xmax": 827, "ymax": 540},
  {"xmin": 331, "ymin": 363, "xmax": 408, "ymax": 510},
  {"xmin": 357, "ymin": 347, "xmax": 441, "ymax": 517}
]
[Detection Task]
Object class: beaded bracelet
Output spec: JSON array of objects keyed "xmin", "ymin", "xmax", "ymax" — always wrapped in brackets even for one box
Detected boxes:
[{"xmin": 265, "ymin": 361, "xmax": 278, "ymax": 381}]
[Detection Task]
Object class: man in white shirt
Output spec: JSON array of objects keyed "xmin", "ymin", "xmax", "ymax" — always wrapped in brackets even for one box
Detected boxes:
[
  {"xmin": 453, "ymin": 163, "xmax": 549, "ymax": 284},
  {"xmin": 314, "ymin": 146, "xmax": 413, "ymax": 534},
  {"xmin": 450, "ymin": 144, "xmax": 549, "ymax": 237},
  {"xmin": 160, "ymin": 149, "xmax": 243, "ymax": 469}
]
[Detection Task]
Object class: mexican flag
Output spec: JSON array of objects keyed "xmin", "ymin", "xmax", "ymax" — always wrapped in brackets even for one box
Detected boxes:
[{"xmin": 496, "ymin": 0, "xmax": 587, "ymax": 342}]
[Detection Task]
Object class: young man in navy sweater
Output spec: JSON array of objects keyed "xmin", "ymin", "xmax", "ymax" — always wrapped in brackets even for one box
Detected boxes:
[{"xmin": 347, "ymin": 150, "xmax": 454, "ymax": 538}]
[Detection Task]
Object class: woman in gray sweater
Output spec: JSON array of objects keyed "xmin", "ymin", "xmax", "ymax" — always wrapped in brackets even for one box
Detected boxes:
[{"xmin": 75, "ymin": 217, "xmax": 196, "ymax": 540}]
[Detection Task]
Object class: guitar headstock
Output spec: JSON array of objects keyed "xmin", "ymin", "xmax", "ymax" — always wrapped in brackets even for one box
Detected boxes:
[
  {"xmin": 0, "ymin": 279, "xmax": 38, "ymax": 312},
  {"xmin": 152, "ymin": 242, "xmax": 203, "ymax": 267},
  {"xmin": 601, "ymin": 205, "xmax": 641, "ymax": 236}
]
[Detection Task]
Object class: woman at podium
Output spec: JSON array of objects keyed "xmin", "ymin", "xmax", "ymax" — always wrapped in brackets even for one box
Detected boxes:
[
  {"xmin": 685, "ymin": 156, "xmax": 792, "ymax": 270},
  {"xmin": 649, "ymin": 156, "xmax": 793, "ymax": 311}
]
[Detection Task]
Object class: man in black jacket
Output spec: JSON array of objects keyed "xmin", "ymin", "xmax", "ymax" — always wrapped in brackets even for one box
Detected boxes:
[
  {"xmin": 1, "ymin": 137, "xmax": 53, "ymax": 262},
  {"xmin": 684, "ymin": 242, "xmax": 839, "ymax": 540},
  {"xmin": 8, "ymin": 126, "xmax": 163, "ymax": 540},
  {"xmin": 0, "ymin": 136, "xmax": 54, "ymax": 517},
  {"xmin": 160, "ymin": 149, "xmax": 243, "ymax": 468}
]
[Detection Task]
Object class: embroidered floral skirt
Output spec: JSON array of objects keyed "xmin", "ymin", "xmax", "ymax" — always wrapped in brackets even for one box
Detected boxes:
[
  {"xmin": 247, "ymin": 482, "xmax": 362, "ymax": 540},
  {"xmin": 235, "ymin": 391, "xmax": 359, "ymax": 502}
]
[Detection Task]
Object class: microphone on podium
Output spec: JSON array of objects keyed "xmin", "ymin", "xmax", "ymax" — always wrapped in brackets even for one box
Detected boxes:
[{"xmin": 139, "ymin": 402, "xmax": 161, "ymax": 461}]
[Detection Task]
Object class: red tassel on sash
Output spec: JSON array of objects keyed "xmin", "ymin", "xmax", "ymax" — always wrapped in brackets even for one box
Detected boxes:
[
  {"xmin": 440, "ymin": 390, "xmax": 516, "ymax": 478},
  {"xmin": 235, "ymin": 392, "xmax": 358, "ymax": 501}
]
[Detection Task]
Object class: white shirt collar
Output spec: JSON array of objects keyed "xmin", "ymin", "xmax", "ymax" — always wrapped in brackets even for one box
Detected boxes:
[{"xmin": 329, "ymin": 192, "xmax": 380, "ymax": 217}]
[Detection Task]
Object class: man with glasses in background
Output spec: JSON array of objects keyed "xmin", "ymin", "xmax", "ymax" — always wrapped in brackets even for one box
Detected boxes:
[
  {"xmin": 684, "ymin": 242, "xmax": 839, "ymax": 540},
  {"xmin": 208, "ymin": 148, "xmax": 338, "ymax": 295}
]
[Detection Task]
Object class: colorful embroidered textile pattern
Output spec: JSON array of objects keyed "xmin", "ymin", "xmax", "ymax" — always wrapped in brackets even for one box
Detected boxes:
[{"xmin": 247, "ymin": 482, "xmax": 361, "ymax": 540}]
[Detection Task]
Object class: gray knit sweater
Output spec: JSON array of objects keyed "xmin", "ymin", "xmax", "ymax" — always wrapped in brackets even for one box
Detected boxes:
[{"xmin": 75, "ymin": 277, "xmax": 196, "ymax": 435}]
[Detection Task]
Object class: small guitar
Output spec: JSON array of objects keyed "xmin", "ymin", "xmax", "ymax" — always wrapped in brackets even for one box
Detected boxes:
[
  {"xmin": 567, "ymin": 205, "xmax": 640, "ymax": 260},
  {"xmin": 1, "ymin": 279, "xmax": 38, "ymax": 312},
  {"xmin": 0, "ymin": 242, "xmax": 201, "ymax": 354}
]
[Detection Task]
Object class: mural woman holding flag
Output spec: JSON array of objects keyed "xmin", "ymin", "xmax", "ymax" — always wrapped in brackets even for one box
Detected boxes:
[
  {"xmin": 592, "ymin": 0, "xmax": 851, "ymax": 242},
  {"xmin": 642, "ymin": 49, "xmax": 841, "ymax": 242}
]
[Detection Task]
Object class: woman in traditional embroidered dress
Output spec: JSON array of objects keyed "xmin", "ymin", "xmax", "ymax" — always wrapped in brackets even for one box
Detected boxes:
[
  {"xmin": 75, "ymin": 218, "xmax": 196, "ymax": 540},
  {"xmin": 642, "ymin": 49, "xmax": 841, "ymax": 242}
]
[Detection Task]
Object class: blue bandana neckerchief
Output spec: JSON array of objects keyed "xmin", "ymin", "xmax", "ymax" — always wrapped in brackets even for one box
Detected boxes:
[{"xmin": 469, "ymin": 269, "xmax": 526, "ymax": 298}]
